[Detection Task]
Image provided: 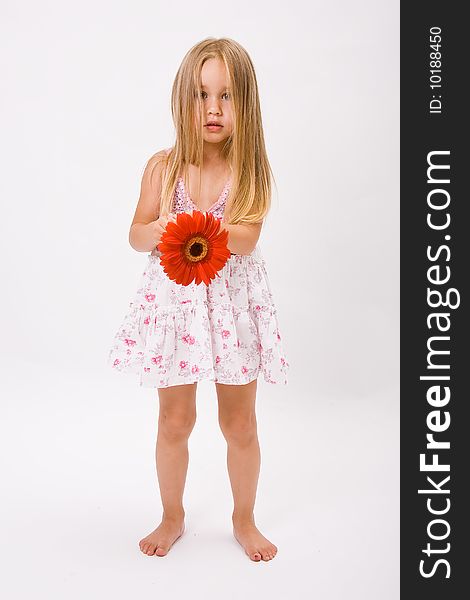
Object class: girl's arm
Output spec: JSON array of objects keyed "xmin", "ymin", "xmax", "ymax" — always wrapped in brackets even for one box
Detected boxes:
[
  {"xmin": 219, "ymin": 221, "xmax": 263, "ymax": 255},
  {"xmin": 129, "ymin": 151, "xmax": 166, "ymax": 252},
  {"xmin": 129, "ymin": 222, "xmax": 160, "ymax": 252}
]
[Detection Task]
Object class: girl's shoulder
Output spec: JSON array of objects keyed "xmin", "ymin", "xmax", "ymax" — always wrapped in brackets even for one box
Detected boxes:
[
  {"xmin": 147, "ymin": 146, "xmax": 172, "ymax": 165},
  {"xmin": 142, "ymin": 147, "xmax": 174, "ymax": 187},
  {"xmin": 132, "ymin": 147, "xmax": 174, "ymax": 226}
]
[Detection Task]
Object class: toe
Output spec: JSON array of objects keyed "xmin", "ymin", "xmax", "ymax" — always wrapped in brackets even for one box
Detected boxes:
[
  {"xmin": 261, "ymin": 547, "xmax": 274, "ymax": 561},
  {"xmin": 146, "ymin": 544, "xmax": 156, "ymax": 555},
  {"xmin": 155, "ymin": 545, "xmax": 169, "ymax": 556},
  {"xmin": 250, "ymin": 551, "xmax": 262, "ymax": 561}
]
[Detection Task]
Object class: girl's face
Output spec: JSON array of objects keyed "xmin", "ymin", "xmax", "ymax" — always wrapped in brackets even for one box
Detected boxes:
[{"xmin": 195, "ymin": 58, "xmax": 234, "ymax": 145}]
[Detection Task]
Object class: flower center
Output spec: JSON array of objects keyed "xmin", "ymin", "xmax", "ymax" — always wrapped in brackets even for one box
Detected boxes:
[{"xmin": 184, "ymin": 235, "xmax": 208, "ymax": 262}]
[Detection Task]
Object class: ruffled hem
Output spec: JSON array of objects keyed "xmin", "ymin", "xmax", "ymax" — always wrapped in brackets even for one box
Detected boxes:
[{"xmin": 107, "ymin": 299, "xmax": 289, "ymax": 388}]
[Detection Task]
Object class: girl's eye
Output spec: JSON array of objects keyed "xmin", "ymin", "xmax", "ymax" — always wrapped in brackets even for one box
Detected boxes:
[{"xmin": 198, "ymin": 91, "xmax": 231, "ymax": 100}]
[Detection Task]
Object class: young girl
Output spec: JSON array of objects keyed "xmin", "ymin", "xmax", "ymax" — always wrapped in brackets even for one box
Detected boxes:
[{"xmin": 108, "ymin": 37, "xmax": 289, "ymax": 562}]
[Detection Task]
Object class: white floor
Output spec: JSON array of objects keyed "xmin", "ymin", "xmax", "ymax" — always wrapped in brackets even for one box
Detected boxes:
[{"xmin": 1, "ymin": 362, "xmax": 399, "ymax": 600}]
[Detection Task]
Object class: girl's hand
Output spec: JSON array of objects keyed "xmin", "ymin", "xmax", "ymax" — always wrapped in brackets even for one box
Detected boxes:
[
  {"xmin": 165, "ymin": 212, "xmax": 178, "ymax": 226},
  {"xmin": 156, "ymin": 212, "xmax": 177, "ymax": 231},
  {"xmin": 153, "ymin": 213, "xmax": 177, "ymax": 248}
]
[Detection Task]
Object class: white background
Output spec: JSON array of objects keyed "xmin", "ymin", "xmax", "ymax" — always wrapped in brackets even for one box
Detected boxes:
[{"xmin": 0, "ymin": 0, "xmax": 399, "ymax": 598}]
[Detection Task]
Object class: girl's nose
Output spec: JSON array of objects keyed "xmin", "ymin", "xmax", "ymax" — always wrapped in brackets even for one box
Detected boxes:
[{"xmin": 208, "ymin": 102, "xmax": 221, "ymax": 115}]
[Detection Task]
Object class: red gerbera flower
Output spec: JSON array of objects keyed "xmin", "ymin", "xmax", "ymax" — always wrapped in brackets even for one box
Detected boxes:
[{"xmin": 158, "ymin": 210, "xmax": 231, "ymax": 286}]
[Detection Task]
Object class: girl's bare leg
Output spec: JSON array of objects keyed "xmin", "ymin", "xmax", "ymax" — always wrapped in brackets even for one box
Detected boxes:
[
  {"xmin": 139, "ymin": 382, "xmax": 197, "ymax": 557},
  {"xmin": 216, "ymin": 378, "xmax": 278, "ymax": 562}
]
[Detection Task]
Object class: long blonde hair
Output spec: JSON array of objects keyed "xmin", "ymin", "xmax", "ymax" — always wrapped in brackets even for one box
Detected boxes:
[{"xmin": 151, "ymin": 37, "xmax": 275, "ymax": 225}]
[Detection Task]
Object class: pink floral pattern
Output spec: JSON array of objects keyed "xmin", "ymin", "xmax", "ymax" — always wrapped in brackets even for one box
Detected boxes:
[{"xmin": 107, "ymin": 175, "xmax": 290, "ymax": 389}]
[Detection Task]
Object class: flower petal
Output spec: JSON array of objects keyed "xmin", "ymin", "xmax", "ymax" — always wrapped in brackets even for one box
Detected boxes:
[{"xmin": 159, "ymin": 210, "xmax": 230, "ymax": 286}]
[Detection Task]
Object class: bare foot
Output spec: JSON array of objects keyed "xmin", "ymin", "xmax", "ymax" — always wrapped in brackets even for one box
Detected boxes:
[
  {"xmin": 139, "ymin": 515, "xmax": 185, "ymax": 557},
  {"xmin": 232, "ymin": 518, "xmax": 278, "ymax": 562}
]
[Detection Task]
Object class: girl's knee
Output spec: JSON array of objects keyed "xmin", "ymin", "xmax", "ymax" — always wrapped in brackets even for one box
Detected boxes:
[
  {"xmin": 159, "ymin": 411, "xmax": 196, "ymax": 440},
  {"xmin": 157, "ymin": 383, "xmax": 197, "ymax": 440},
  {"xmin": 219, "ymin": 414, "xmax": 257, "ymax": 445}
]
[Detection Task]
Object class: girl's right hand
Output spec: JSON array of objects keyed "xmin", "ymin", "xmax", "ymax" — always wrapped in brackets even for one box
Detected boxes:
[{"xmin": 153, "ymin": 213, "xmax": 177, "ymax": 246}]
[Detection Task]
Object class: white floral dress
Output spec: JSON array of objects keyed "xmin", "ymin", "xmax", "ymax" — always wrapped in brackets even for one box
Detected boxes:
[{"xmin": 107, "ymin": 174, "xmax": 290, "ymax": 389}]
